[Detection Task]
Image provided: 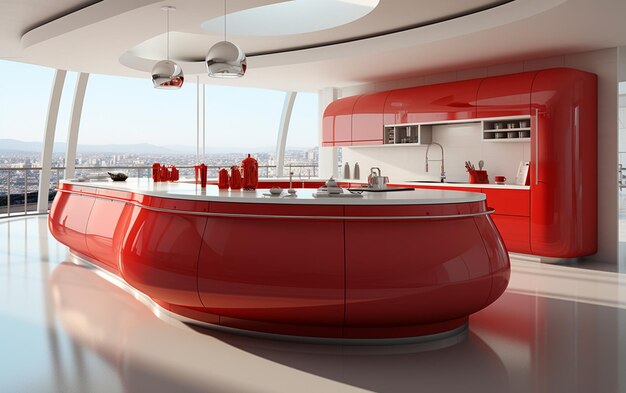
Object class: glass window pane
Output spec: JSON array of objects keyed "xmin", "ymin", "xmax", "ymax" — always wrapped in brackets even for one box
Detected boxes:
[
  {"xmin": 285, "ymin": 92, "xmax": 319, "ymax": 177},
  {"xmin": 0, "ymin": 60, "xmax": 54, "ymax": 158}
]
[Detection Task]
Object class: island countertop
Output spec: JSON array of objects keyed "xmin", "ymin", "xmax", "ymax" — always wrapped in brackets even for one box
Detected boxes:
[{"xmin": 61, "ymin": 178, "xmax": 486, "ymax": 206}]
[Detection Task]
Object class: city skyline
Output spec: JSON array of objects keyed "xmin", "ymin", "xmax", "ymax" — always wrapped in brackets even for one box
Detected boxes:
[{"xmin": 0, "ymin": 137, "xmax": 317, "ymax": 155}]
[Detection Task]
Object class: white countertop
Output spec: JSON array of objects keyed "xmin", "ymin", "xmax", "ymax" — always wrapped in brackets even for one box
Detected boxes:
[
  {"xmin": 63, "ymin": 178, "xmax": 486, "ymax": 205},
  {"xmin": 390, "ymin": 181, "xmax": 531, "ymax": 190},
  {"xmin": 180, "ymin": 177, "xmax": 327, "ymax": 184}
]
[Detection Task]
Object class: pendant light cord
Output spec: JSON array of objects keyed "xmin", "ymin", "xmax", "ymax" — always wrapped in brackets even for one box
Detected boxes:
[
  {"xmin": 166, "ymin": 7, "xmax": 170, "ymax": 60},
  {"xmin": 224, "ymin": 0, "xmax": 226, "ymax": 42}
]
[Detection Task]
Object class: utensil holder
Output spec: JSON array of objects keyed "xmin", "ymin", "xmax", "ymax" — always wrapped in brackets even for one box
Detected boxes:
[{"xmin": 468, "ymin": 170, "xmax": 489, "ymax": 184}]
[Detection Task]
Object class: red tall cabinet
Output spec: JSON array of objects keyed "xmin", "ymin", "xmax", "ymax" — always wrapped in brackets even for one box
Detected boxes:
[{"xmin": 529, "ymin": 69, "xmax": 597, "ymax": 257}]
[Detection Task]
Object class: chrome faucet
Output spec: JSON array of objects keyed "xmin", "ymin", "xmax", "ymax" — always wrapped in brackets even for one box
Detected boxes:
[{"xmin": 425, "ymin": 142, "xmax": 446, "ymax": 182}]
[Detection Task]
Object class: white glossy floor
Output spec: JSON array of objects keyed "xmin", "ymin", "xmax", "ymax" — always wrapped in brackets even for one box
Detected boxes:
[{"xmin": 1, "ymin": 216, "xmax": 626, "ymax": 393}]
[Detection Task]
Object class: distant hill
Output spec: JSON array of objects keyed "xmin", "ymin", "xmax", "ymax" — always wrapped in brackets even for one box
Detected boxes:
[{"xmin": 0, "ymin": 139, "xmax": 313, "ymax": 154}]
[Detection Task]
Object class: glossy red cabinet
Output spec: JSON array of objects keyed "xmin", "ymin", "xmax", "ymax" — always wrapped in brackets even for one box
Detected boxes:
[
  {"xmin": 197, "ymin": 202, "xmax": 346, "ymax": 337},
  {"xmin": 529, "ymin": 68, "xmax": 597, "ymax": 258},
  {"xmin": 384, "ymin": 79, "xmax": 481, "ymax": 124},
  {"xmin": 323, "ymin": 68, "xmax": 597, "ymax": 258},
  {"xmin": 322, "ymin": 95, "xmax": 359, "ymax": 146},
  {"xmin": 490, "ymin": 215, "xmax": 531, "ymax": 254},
  {"xmin": 482, "ymin": 189, "xmax": 531, "ymax": 254},
  {"xmin": 402, "ymin": 185, "xmax": 533, "ymax": 255},
  {"xmin": 48, "ymin": 187, "xmax": 95, "ymax": 259},
  {"xmin": 352, "ymin": 91, "xmax": 389, "ymax": 144},
  {"xmin": 85, "ymin": 198, "xmax": 131, "ymax": 271},
  {"xmin": 322, "ymin": 113, "xmax": 334, "ymax": 147},
  {"xmin": 477, "ymin": 71, "xmax": 537, "ymax": 118},
  {"xmin": 481, "ymin": 189, "xmax": 530, "ymax": 217}
]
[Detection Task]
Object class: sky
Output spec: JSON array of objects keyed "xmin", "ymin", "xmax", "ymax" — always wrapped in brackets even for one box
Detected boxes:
[{"xmin": 0, "ymin": 59, "xmax": 319, "ymax": 151}]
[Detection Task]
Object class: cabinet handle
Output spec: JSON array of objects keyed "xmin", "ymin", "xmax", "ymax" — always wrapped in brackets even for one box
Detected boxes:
[{"xmin": 535, "ymin": 109, "xmax": 540, "ymax": 185}]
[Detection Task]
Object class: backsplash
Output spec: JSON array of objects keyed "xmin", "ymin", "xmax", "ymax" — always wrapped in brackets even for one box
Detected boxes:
[{"xmin": 341, "ymin": 122, "xmax": 531, "ymax": 184}]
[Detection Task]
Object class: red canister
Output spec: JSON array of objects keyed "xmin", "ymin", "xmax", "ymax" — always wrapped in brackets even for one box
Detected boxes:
[
  {"xmin": 199, "ymin": 163, "xmax": 208, "ymax": 188},
  {"xmin": 218, "ymin": 168, "xmax": 230, "ymax": 189},
  {"xmin": 229, "ymin": 166, "xmax": 242, "ymax": 189},
  {"xmin": 152, "ymin": 163, "xmax": 161, "ymax": 182},
  {"xmin": 171, "ymin": 165, "xmax": 179, "ymax": 181},
  {"xmin": 242, "ymin": 154, "xmax": 258, "ymax": 190},
  {"xmin": 160, "ymin": 165, "xmax": 170, "ymax": 181}
]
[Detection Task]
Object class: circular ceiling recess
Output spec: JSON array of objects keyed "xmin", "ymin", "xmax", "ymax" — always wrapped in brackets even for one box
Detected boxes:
[{"xmin": 200, "ymin": 0, "xmax": 380, "ymax": 36}]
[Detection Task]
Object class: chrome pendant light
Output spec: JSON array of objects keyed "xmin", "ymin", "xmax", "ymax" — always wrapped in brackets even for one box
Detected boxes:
[
  {"xmin": 206, "ymin": 0, "xmax": 246, "ymax": 78},
  {"xmin": 152, "ymin": 6, "xmax": 184, "ymax": 89}
]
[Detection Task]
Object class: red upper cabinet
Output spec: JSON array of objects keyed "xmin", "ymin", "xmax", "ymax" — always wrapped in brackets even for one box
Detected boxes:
[
  {"xmin": 322, "ymin": 95, "xmax": 359, "ymax": 146},
  {"xmin": 529, "ymin": 68, "xmax": 597, "ymax": 258},
  {"xmin": 322, "ymin": 112, "xmax": 334, "ymax": 147},
  {"xmin": 384, "ymin": 79, "xmax": 482, "ymax": 124},
  {"xmin": 477, "ymin": 71, "xmax": 537, "ymax": 118},
  {"xmin": 351, "ymin": 91, "xmax": 389, "ymax": 144}
]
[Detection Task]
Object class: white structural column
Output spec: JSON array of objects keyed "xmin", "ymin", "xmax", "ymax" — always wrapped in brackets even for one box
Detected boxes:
[
  {"xmin": 65, "ymin": 73, "xmax": 89, "ymax": 179},
  {"xmin": 275, "ymin": 91, "xmax": 297, "ymax": 177},
  {"xmin": 318, "ymin": 87, "xmax": 339, "ymax": 178},
  {"xmin": 37, "ymin": 69, "xmax": 67, "ymax": 213},
  {"xmin": 202, "ymin": 83, "xmax": 206, "ymax": 161},
  {"xmin": 196, "ymin": 76, "xmax": 200, "ymax": 164}
]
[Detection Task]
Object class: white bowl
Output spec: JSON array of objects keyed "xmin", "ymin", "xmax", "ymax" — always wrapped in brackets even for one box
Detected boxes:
[{"xmin": 269, "ymin": 187, "xmax": 282, "ymax": 195}]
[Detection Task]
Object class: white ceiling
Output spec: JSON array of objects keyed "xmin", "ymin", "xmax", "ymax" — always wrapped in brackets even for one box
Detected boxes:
[{"xmin": 2, "ymin": 0, "xmax": 626, "ymax": 92}]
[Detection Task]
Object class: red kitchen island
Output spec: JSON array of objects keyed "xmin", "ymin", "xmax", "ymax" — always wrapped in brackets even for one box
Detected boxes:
[{"xmin": 49, "ymin": 179, "xmax": 510, "ymax": 342}]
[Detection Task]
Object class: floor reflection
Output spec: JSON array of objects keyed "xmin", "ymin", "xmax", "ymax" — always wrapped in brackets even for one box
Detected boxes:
[{"xmin": 1, "ymin": 216, "xmax": 625, "ymax": 393}]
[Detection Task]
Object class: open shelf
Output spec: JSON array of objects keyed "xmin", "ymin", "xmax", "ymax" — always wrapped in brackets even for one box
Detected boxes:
[
  {"xmin": 383, "ymin": 124, "xmax": 432, "ymax": 145},
  {"xmin": 482, "ymin": 117, "xmax": 531, "ymax": 142}
]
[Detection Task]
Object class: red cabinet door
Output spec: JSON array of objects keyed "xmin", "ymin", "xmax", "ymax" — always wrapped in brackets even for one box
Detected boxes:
[
  {"xmin": 490, "ymin": 215, "xmax": 531, "ymax": 255},
  {"xmin": 197, "ymin": 203, "xmax": 345, "ymax": 337},
  {"xmin": 352, "ymin": 91, "xmax": 388, "ymax": 144},
  {"xmin": 477, "ymin": 71, "xmax": 537, "ymax": 118},
  {"xmin": 529, "ymin": 68, "xmax": 597, "ymax": 258},
  {"xmin": 482, "ymin": 188, "xmax": 530, "ymax": 217},
  {"xmin": 384, "ymin": 79, "xmax": 482, "ymax": 124},
  {"xmin": 322, "ymin": 113, "xmax": 334, "ymax": 147},
  {"xmin": 322, "ymin": 95, "xmax": 358, "ymax": 146}
]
